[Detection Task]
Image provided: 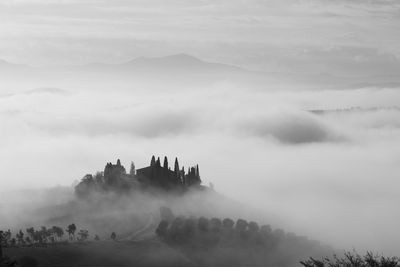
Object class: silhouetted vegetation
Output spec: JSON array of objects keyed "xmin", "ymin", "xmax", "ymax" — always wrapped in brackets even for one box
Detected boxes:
[
  {"xmin": 301, "ymin": 251, "xmax": 400, "ymax": 267},
  {"xmin": 155, "ymin": 214, "xmax": 332, "ymax": 267},
  {"xmin": 110, "ymin": 232, "xmax": 116, "ymax": 241},
  {"xmin": 1, "ymin": 223, "xmax": 93, "ymax": 248},
  {"xmin": 1, "ymin": 224, "xmax": 94, "ymax": 267},
  {"xmin": 75, "ymin": 157, "xmax": 204, "ymax": 197}
]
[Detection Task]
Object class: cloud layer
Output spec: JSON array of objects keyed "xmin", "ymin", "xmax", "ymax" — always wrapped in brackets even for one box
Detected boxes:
[
  {"xmin": 0, "ymin": 0, "xmax": 399, "ymax": 77},
  {"xmin": 1, "ymin": 0, "xmax": 400, "ymax": 258}
]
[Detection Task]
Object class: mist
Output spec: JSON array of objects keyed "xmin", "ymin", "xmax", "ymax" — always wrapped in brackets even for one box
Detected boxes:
[
  {"xmin": 1, "ymin": 1, "xmax": 400, "ymax": 265},
  {"xmin": 1, "ymin": 70, "xmax": 400, "ymax": 256}
]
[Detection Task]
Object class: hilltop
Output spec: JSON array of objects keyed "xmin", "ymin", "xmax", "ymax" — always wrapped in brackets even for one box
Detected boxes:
[{"xmin": 74, "ymin": 156, "xmax": 206, "ymax": 198}]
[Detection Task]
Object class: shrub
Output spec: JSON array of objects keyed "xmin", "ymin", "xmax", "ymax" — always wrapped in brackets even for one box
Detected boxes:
[{"xmin": 301, "ymin": 252, "xmax": 400, "ymax": 267}]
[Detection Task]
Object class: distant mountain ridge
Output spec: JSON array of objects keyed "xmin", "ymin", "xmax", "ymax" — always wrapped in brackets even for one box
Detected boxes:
[
  {"xmin": 0, "ymin": 54, "xmax": 248, "ymax": 79},
  {"xmin": 2, "ymin": 54, "xmax": 400, "ymax": 89},
  {"xmin": 81, "ymin": 53, "xmax": 246, "ymax": 73}
]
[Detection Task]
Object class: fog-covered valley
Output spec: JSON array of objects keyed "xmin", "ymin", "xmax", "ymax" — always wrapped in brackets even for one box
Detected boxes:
[
  {"xmin": 1, "ymin": 1, "xmax": 400, "ymax": 266},
  {"xmin": 1, "ymin": 55, "xmax": 400, "ymax": 255}
]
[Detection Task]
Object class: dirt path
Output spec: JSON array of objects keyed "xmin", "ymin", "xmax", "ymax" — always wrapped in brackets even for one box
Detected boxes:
[{"xmin": 120, "ymin": 213, "xmax": 157, "ymax": 241}]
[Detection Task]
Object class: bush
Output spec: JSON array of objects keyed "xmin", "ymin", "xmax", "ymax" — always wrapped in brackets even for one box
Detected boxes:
[{"xmin": 300, "ymin": 252, "xmax": 400, "ymax": 267}]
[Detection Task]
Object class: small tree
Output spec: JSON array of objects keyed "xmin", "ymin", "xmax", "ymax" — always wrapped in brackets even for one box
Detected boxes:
[
  {"xmin": 66, "ymin": 224, "xmax": 77, "ymax": 240},
  {"xmin": 0, "ymin": 230, "xmax": 12, "ymax": 247},
  {"xmin": 301, "ymin": 251, "xmax": 400, "ymax": 267},
  {"xmin": 129, "ymin": 162, "xmax": 135, "ymax": 175},
  {"xmin": 110, "ymin": 232, "xmax": 116, "ymax": 241},
  {"xmin": 222, "ymin": 218, "xmax": 234, "ymax": 229},
  {"xmin": 26, "ymin": 227, "xmax": 35, "ymax": 243},
  {"xmin": 0, "ymin": 230, "xmax": 3, "ymax": 259},
  {"xmin": 77, "ymin": 230, "xmax": 89, "ymax": 242},
  {"xmin": 198, "ymin": 217, "xmax": 209, "ymax": 232},
  {"xmin": 52, "ymin": 226, "xmax": 64, "ymax": 241},
  {"xmin": 16, "ymin": 230, "xmax": 24, "ymax": 245},
  {"xmin": 156, "ymin": 220, "xmax": 169, "ymax": 239},
  {"xmin": 25, "ymin": 236, "xmax": 31, "ymax": 245},
  {"xmin": 39, "ymin": 226, "xmax": 49, "ymax": 244}
]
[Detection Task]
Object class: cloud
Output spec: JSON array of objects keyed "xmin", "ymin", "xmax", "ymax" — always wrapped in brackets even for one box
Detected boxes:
[
  {"xmin": 1, "ymin": 75, "xmax": 400, "ymax": 255},
  {"xmin": 311, "ymin": 107, "xmax": 400, "ymax": 129},
  {"xmin": 237, "ymin": 110, "xmax": 344, "ymax": 144},
  {"xmin": 1, "ymin": 0, "xmax": 400, "ymax": 73}
]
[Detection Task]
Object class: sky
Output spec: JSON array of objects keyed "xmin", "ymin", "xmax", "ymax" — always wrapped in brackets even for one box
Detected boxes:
[
  {"xmin": 1, "ymin": 0, "xmax": 400, "ymax": 257},
  {"xmin": 0, "ymin": 0, "xmax": 399, "ymax": 74}
]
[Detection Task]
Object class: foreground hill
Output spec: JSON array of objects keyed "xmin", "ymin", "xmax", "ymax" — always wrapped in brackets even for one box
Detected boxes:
[{"xmin": 4, "ymin": 240, "xmax": 194, "ymax": 267}]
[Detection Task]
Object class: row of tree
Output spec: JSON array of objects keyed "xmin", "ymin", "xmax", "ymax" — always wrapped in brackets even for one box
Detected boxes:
[
  {"xmin": 156, "ymin": 215, "xmax": 321, "ymax": 250},
  {"xmin": 0, "ymin": 224, "xmax": 93, "ymax": 247},
  {"xmin": 155, "ymin": 212, "xmax": 333, "ymax": 267}
]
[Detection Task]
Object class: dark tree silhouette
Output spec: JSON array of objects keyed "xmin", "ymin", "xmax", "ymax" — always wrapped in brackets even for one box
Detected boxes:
[
  {"xmin": 0, "ymin": 230, "xmax": 3, "ymax": 260},
  {"xmin": 210, "ymin": 218, "xmax": 222, "ymax": 233},
  {"xmin": 163, "ymin": 156, "xmax": 168, "ymax": 169},
  {"xmin": 260, "ymin": 224, "xmax": 272, "ymax": 235},
  {"xmin": 110, "ymin": 232, "xmax": 116, "ymax": 241},
  {"xmin": 77, "ymin": 230, "xmax": 89, "ymax": 242},
  {"xmin": 16, "ymin": 230, "xmax": 24, "ymax": 245},
  {"xmin": 169, "ymin": 217, "xmax": 185, "ymax": 242},
  {"xmin": 222, "ymin": 218, "xmax": 234, "ymax": 229},
  {"xmin": 0, "ymin": 230, "xmax": 11, "ymax": 247},
  {"xmin": 26, "ymin": 228, "xmax": 35, "ymax": 244},
  {"xmin": 174, "ymin": 158, "xmax": 179, "ymax": 173},
  {"xmin": 66, "ymin": 224, "xmax": 77, "ymax": 240},
  {"xmin": 35, "ymin": 227, "xmax": 48, "ymax": 244},
  {"xmin": 129, "ymin": 161, "xmax": 135, "ymax": 175},
  {"xmin": 182, "ymin": 218, "xmax": 196, "ymax": 240},
  {"xmin": 156, "ymin": 220, "xmax": 169, "ymax": 239},
  {"xmin": 301, "ymin": 252, "xmax": 400, "ymax": 267},
  {"xmin": 156, "ymin": 157, "xmax": 161, "ymax": 167},
  {"xmin": 198, "ymin": 217, "xmax": 209, "ymax": 232},
  {"xmin": 235, "ymin": 219, "xmax": 248, "ymax": 230},
  {"xmin": 248, "ymin": 221, "xmax": 260, "ymax": 233},
  {"xmin": 51, "ymin": 226, "xmax": 64, "ymax": 241}
]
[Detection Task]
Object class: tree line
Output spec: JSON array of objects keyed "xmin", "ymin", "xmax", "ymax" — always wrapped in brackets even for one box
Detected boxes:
[
  {"xmin": 0, "ymin": 224, "xmax": 97, "ymax": 247},
  {"xmin": 155, "ymin": 209, "xmax": 332, "ymax": 267}
]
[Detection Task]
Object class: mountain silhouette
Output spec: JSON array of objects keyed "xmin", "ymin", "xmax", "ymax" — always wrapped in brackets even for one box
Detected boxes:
[{"xmin": 81, "ymin": 53, "xmax": 246, "ymax": 74}]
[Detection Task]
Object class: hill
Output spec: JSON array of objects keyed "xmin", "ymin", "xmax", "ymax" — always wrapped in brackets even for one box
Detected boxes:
[{"xmin": 4, "ymin": 241, "xmax": 194, "ymax": 267}]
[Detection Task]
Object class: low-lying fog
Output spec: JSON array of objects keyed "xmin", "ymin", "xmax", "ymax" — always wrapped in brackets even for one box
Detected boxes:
[{"xmin": 1, "ymin": 72, "xmax": 400, "ymax": 256}]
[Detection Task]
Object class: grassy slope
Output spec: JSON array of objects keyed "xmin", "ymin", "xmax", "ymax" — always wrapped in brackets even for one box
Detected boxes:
[{"xmin": 4, "ymin": 241, "xmax": 195, "ymax": 267}]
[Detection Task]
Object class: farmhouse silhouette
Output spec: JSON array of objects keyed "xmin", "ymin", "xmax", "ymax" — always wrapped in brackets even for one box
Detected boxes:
[{"xmin": 75, "ymin": 156, "xmax": 202, "ymax": 196}]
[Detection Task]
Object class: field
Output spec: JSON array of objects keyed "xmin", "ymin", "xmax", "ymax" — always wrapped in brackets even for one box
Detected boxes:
[{"xmin": 4, "ymin": 240, "xmax": 195, "ymax": 267}]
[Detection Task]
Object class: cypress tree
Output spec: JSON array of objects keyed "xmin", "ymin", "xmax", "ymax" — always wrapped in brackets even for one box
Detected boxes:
[
  {"xmin": 163, "ymin": 156, "xmax": 168, "ymax": 169},
  {"xmin": 174, "ymin": 158, "xmax": 179, "ymax": 173},
  {"xmin": 129, "ymin": 162, "xmax": 135, "ymax": 175},
  {"xmin": 156, "ymin": 157, "xmax": 161, "ymax": 167}
]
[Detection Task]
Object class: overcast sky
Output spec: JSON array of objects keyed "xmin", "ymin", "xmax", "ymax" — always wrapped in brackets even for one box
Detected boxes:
[
  {"xmin": 1, "ymin": 0, "xmax": 400, "ymax": 257},
  {"xmin": 0, "ymin": 0, "xmax": 399, "ymax": 74}
]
